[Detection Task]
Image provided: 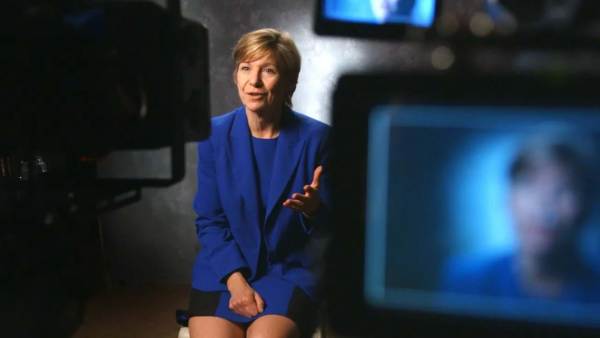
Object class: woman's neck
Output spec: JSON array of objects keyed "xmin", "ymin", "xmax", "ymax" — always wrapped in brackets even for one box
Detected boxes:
[
  {"xmin": 517, "ymin": 255, "xmax": 563, "ymax": 297},
  {"xmin": 516, "ymin": 248, "xmax": 578, "ymax": 298},
  {"xmin": 246, "ymin": 108, "xmax": 281, "ymax": 139}
]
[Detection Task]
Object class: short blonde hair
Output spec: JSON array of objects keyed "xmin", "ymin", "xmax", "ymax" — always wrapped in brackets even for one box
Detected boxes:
[{"xmin": 233, "ymin": 28, "xmax": 301, "ymax": 108}]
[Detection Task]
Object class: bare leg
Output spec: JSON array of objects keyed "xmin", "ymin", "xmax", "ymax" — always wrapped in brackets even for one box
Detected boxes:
[
  {"xmin": 188, "ymin": 316, "xmax": 245, "ymax": 338},
  {"xmin": 246, "ymin": 314, "xmax": 300, "ymax": 338}
]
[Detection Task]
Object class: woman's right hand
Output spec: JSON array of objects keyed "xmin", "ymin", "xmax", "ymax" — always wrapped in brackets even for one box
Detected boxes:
[{"xmin": 226, "ymin": 271, "xmax": 265, "ymax": 318}]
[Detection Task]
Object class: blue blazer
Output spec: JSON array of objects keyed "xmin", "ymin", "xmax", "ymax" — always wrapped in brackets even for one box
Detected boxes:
[{"xmin": 191, "ymin": 106, "xmax": 330, "ymax": 300}]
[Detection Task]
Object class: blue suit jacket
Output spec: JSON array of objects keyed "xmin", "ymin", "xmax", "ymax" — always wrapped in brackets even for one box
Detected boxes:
[
  {"xmin": 442, "ymin": 254, "xmax": 600, "ymax": 303},
  {"xmin": 191, "ymin": 106, "xmax": 330, "ymax": 300}
]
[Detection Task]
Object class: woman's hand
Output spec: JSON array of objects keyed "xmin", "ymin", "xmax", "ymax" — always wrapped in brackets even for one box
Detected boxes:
[
  {"xmin": 283, "ymin": 165, "xmax": 323, "ymax": 217},
  {"xmin": 226, "ymin": 271, "xmax": 265, "ymax": 318}
]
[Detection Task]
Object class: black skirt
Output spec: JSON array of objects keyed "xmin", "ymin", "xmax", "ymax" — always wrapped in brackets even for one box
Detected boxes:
[{"xmin": 188, "ymin": 286, "xmax": 319, "ymax": 338}]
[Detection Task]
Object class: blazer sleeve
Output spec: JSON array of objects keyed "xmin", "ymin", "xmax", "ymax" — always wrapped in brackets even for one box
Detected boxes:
[
  {"xmin": 299, "ymin": 127, "xmax": 331, "ymax": 234},
  {"xmin": 194, "ymin": 139, "xmax": 249, "ymax": 282}
]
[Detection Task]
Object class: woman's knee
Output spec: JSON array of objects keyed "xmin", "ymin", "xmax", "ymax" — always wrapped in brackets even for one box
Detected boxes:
[
  {"xmin": 188, "ymin": 316, "xmax": 245, "ymax": 338},
  {"xmin": 246, "ymin": 315, "xmax": 300, "ymax": 338}
]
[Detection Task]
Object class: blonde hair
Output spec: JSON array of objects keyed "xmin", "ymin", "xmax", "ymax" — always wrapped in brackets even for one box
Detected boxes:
[{"xmin": 233, "ymin": 28, "xmax": 301, "ymax": 108}]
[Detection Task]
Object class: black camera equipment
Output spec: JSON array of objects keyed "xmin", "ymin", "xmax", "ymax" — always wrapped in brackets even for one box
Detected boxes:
[
  {"xmin": 1, "ymin": 0, "xmax": 210, "ymax": 336},
  {"xmin": 325, "ymin": 72, "xmax": 600, "ymax": 338},
  {"xmin": 317, "ymin": 1, "xmax": 600, "ymax": 338}
]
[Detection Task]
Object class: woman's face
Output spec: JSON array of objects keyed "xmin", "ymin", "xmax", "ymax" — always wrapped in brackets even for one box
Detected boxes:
[
  {"xmin": 235, "ymin": 53, "xmax": 288, "ymax": 116},
  {"xmin": 510, "ymin": 160, "xmax": 582, "ymax": 259}
]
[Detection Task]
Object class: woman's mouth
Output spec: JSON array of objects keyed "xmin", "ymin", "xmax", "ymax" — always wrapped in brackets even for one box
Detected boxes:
[{"xmin": 247, "ymin": 93, "xmax": 266, "ymax": 101}]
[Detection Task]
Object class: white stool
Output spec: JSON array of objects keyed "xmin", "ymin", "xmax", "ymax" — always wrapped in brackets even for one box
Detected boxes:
[{"xmin": 178, "ymin": 327, "xmax": 190, "ymax": 338}]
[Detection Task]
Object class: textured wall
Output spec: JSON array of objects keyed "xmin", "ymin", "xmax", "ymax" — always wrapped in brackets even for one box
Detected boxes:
[{"xmin": 100, "ymin": 0, "xmax": 431, "ymax": 285}]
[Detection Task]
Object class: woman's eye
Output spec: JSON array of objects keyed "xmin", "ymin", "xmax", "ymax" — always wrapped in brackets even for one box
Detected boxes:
[
  {"xmin": 240, "ymin": 65, "xmax": 250, "ymax": 71},
  {"xmin": 264, "ymin": 68, "xmax": 277, "ymax": 74}
]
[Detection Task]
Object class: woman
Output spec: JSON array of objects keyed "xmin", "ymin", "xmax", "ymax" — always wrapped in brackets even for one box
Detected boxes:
[
  {"xmin": 443, "ymin": 133, "xmax": 600, "ymax": 302},
  {"xmin": 188, "ymin": 28, "xmax": 330, "ymax": 338}
]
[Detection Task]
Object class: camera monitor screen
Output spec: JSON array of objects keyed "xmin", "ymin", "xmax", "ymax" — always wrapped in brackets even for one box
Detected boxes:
[
  {"xmin": 365, "ymin": 106, "xmax": 600, "ymax": 328},
  {"xmin": 315, "ymin": 0, "xmax": 438, "ymax": 39},
  {"xmin": 327, "ymin": 73, "xmax": 600, "ymax": 338},
  {"xmin": 323, "ymin": 0, "xmax": 436, "ymax": 27},
  {"xmin": 316, "ymin": 0, "xmax": 600, "ymax": 46}
]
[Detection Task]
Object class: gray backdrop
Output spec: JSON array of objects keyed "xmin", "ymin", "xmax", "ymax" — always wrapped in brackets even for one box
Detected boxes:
[{"xmin": 100, "ymin": 0, "xmax": 431, "ymax": 285}]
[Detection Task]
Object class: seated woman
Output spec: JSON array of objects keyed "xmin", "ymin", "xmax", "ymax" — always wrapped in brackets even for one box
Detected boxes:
[
  {"xmin": 187, "ymin": 28, "xmax": 330, "ymax": 338},
  {"xmin": 443, "ymin": 133, "xmax": 600, "ymax": 303}
]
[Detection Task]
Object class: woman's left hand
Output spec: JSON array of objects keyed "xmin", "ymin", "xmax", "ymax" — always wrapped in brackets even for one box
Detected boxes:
[{"xmin": 283, "ymin": 165, "xmax": 322, "ymax": 217}]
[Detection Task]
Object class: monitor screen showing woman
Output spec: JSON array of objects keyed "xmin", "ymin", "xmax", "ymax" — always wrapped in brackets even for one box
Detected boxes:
[
  {"xmin": 323, "ymin": 0, "xmax": 436, "ymax": 27},
  {"xmin": 364, "ymin": 105, "xmax": 600, "ymax": 328}
]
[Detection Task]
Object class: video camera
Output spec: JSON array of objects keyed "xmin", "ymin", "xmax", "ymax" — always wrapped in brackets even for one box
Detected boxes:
[
  {"xmin": 0, "ymin": 2, "xmax": 210, "ymax": 336},
  {"xmin": 2, "ymin": 0, "xmax": 210, "ymax": 186},
  {"xmin": 316, "ymin": 1, "xmax": 600, "ymax": 338}
]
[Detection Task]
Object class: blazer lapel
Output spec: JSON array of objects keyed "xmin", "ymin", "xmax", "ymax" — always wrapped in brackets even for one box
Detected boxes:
[
  {"xmin": 227, "ymin": 109, "xmax": 262, "ymax": 229},
  {"xmin": 264, "ymin": 111, "xmax": 304, "ymax": 224}
]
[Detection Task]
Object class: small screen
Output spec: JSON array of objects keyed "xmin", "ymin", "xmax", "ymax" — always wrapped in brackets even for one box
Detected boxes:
[
  {"xmin": 365, "ymin": 105, "xmax": 600, "ymax": 327},
  {"xmin": 323, "ymin": 0, "xmax": 436, "ymax": 27}
]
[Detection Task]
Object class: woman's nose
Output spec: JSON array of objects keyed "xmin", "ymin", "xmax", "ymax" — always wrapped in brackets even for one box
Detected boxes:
[
  {"xmin": 532, "ymin": 194, "xmax": 561, "ymax": 229},
  {"xmin": 249, "ymin": 69, "xmax": 262, "ymax": 87},
  {"xmin": 539, "ymin": 207, "xmax": 560, "ymax": 229}
]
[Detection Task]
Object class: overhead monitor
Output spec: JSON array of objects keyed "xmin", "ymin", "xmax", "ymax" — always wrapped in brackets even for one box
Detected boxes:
[{"xmin": 315, "ymin": 0, "xmax": 600, "ymax": 47}]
